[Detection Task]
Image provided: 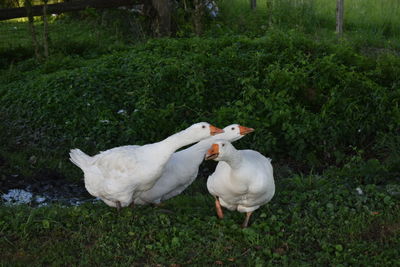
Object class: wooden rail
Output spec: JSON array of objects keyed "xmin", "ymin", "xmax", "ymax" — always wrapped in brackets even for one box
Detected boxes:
[{"xmin": 0, "ymin": 0, "xmax": 141, "ymax": 21}]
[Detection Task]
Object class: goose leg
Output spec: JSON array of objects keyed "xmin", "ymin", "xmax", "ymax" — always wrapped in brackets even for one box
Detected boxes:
[
  {"xmin": 241, "ymin": 211, "xmax": 253, "ymax": 228},
  {"xmin": 215, "ymin": 197, "xmax": 224, "ymax": 219},
  {"xmin": 151, "ymin": 201, "xmax": 165, "ymax": 208},
  {"xmin": 129, "ymin": 201, "xmax": 135, "ymax": 209},
  {"xmin": 116, "ymin": 201, "xmax": 122, "ymax": 212}
]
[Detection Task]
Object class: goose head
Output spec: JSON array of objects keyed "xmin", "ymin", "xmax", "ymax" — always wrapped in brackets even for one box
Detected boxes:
[
  {"xmin": 220, "ymin": 124, "xmax": 254, "ymax": 142},
  {"xmin": 184, "ymin": 122, "xmax": 224, "ymax": 141},
  {"xmin": 205, "ymin": 140, "xmax": 236, "ymax": 161}
]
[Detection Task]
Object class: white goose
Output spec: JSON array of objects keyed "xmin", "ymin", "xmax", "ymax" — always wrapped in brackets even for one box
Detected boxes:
[
  {"xmin": 205, "ymin": 140, "xmax": 275, "ymax": 228},
  {"xmin": 135, "ymin": 124, "xmax": 254, "ymax": 205},
  {"xmin": 69, "ymin": 122, "xmax": 223, "ymax": 210}
]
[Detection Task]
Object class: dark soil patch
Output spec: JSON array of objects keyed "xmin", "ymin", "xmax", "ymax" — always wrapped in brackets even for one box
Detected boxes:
[
  {"xmin": 0, "ymin": 167, "xmax": 92, "ymax": 205},
  {"xmin": 361, "ymin": 221, "xmax": 400, "ymax": 243}
]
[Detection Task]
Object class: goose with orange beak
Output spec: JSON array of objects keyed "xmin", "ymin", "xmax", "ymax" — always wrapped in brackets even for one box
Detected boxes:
[
  {"xmin": 135, "ymin": 124, "xmax": 254, "ymax": 205},
  {"xmin": 70, "ymin": 122, "xmax": 224, "ymax": 210},
  {"xmin": 205, "ymin": 139, "xmax": 275, "ymax": 228},
  {"xmin": 204, "ymin": 126, "xmax": 254, "ymax": 162}
]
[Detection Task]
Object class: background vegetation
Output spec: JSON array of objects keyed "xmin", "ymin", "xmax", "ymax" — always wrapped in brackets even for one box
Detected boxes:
[{"xmin": 0, "ymin": 0, "xmax": 399, "ymax": 265}]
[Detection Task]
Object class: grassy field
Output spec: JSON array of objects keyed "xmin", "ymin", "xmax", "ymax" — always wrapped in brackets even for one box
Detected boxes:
[
  {"xmin": 1, "ymin": 0, "xmax": 400, "ymax": 62},
  {"xmin": 1, "ymin": 1, "xmax": 400, "ymax": 265},
  {"xmin": 216, "ymin": 0, "xmax": 400, "ymax": 34},
  {"xmin": 1, "ymin": 174, "xmax": 400, "ymax": 265},
  {"xmin": 213, "ymin": 0, "xmax": 400, "ymax": 51},
  {"xmin": 0, "ymin": 12, "xmax": 136, "ymax": 69}
]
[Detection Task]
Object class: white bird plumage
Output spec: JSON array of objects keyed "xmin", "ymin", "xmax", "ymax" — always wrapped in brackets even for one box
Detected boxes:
[
  {"xmin": 206, "ymin": 140, "xmax": 275, "ymax": 227},
  {"xmin": 69, "ymin": 122, "xmax": 223, "ymax": 209},
  {"xmin": 135, "ymin": 124, "xmax": 254, "ymax": 205}
]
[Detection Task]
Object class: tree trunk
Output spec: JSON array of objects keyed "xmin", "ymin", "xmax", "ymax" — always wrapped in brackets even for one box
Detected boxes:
[
  {"xmin": 336, "ymin": 0, "xmax": 344, "ymax": 37},
  {"xmin": 43, "ymin": 0, "xmax": 49, "ymax": 58},
  {"xmin": 193, "ymin": 0, "xmax": 204, "ymax": 36},
  {"xmin": 0, "ymin": 0, "xmax": 140, "ymax": 21},
  {"xmin": 151, "ymin": 0, "xmax": 171, "ymax": 37},
  {"xmin": 250, "ymin": 0, "xmax": 256, "ymax": 10}
]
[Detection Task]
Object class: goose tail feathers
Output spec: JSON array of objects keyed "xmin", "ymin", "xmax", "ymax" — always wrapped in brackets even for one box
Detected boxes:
[{"xmin": 69, "ymin": 149, "xmax": 93, "ymax": 170}]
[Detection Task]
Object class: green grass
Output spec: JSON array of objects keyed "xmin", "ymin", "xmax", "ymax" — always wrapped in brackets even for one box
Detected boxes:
[
  {"xmin": 1, "ymin": 3, "xmax": 399, "ymax": 265},
  {"xmin": 211, "ymin": 0, "xmax": 400, "ymax": 50},
  {"xmin": 0, "ymin": 10, "xmax": 141, "ymax": 68},
  {"xmin": 1, "ymin": 174, "xmax": 399, "ymax": 265},
  {"xmin": 1, "ymin": 0, "xmax": 400, "ymax": 67},
  {"xmin": 215, "ymin": 0, "xmax": 400, "ymax": 34}
]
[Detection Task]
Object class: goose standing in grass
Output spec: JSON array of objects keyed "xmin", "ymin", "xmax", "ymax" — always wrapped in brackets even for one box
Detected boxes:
[
  {"xmin": 205, "ymin": 140, "xmax": 275, "ymax": 228},
  {"xmin": 135, "ymin": 124, "xmax": 254, "ymax": 205},
  {"xmin": 69, "ymin": 122, "xmax": 224, "ymax": 210}
]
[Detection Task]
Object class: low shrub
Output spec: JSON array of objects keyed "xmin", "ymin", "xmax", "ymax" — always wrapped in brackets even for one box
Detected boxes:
[{"xmin": 1, "ymin": 30, "xmax": 399, "ymax": 178}]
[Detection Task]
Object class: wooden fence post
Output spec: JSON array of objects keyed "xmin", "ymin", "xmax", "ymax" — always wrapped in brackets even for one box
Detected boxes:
[
  {"xmin": 336, "ymin": 0, "xmax": 344, "ymax": 37},
  {"xmin": 43, "ymin": 0, "xmax": 49, "ymax": 58},
  {"xmin": 266, "ymin": 0, "xmax": 273, "ymax": 26},
  {"xmin": 250, "ymin": 0, "xmax": 256, "ymax": 10},
  {"xmin": 24, "ymin": 0, "xmax": 42, "ymax": 60}
]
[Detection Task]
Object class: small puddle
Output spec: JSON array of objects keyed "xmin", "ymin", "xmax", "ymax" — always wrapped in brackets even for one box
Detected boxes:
[
  {"xmin": 0, "ymin": 171, "xmax": 98, "ymax": 207},
  {"xmin": 1, "ymin": 188, "xmax": 99, "ymax": 206}
]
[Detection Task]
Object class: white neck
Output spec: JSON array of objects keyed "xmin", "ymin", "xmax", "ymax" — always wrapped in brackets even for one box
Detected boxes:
[
  {"xmin": 221, "ymin": 148, "xmax": 242, "ymax": 169},
  {"xmin": 177, "ymin": 130, "xmax": 240, "ymax": 161},
  {"xmin": 175, "ymin": 137, "xmax": 216, "ymax": 166},
  {"xmin": 154, "ymin": 128, "xmax": 203, "ymax": 155}
]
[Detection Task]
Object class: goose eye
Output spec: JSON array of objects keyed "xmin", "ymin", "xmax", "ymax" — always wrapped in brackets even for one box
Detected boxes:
[
  {"xmin": 231, "ymin": 127, "xmax": 235, "ymax": 130},
  {"xmin": 202, "ymin": 125, "xmax": 206, "ymax": 129},
  {"xmin": 222, "ymin": 144, "xmax": 225, "ymax": 147}
]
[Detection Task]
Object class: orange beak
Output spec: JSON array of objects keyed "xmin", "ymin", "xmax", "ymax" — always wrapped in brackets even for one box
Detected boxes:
[
  {"xmin": 205, "ymin": 144, "xmax": 219, "ymax": 160},
  {"xmin": 239, "ymin": 126, "xmax": 255, "ymax": 135},
  {"xmin": 209, "ymin": 125, "xmax": 224, "ymax": 136}
]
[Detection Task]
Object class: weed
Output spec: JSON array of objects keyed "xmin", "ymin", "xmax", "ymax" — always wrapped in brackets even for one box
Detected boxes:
[{"xmin": 0, "ymin": 175, "xmax": 399, "ymax": 265}]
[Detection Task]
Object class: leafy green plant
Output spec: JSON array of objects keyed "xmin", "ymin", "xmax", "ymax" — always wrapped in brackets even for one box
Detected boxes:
[{"xmin": 1, "ymin": 31, "xmax": 399, "ymax": 179}]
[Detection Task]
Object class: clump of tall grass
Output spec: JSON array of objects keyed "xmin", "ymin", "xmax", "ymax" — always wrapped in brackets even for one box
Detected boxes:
[
  {"xmin": 213, "ymin": 0, "xmax": 400, "ymax": 46},
  {"xmin": 344, "ymin": 0, "xmax": 400, "ymax": 37}
]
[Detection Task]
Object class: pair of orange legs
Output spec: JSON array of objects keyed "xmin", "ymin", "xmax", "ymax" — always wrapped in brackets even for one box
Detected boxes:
[{"xmin": 214, "ymin": 197, "xmax": 253, "ymax": 228}]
